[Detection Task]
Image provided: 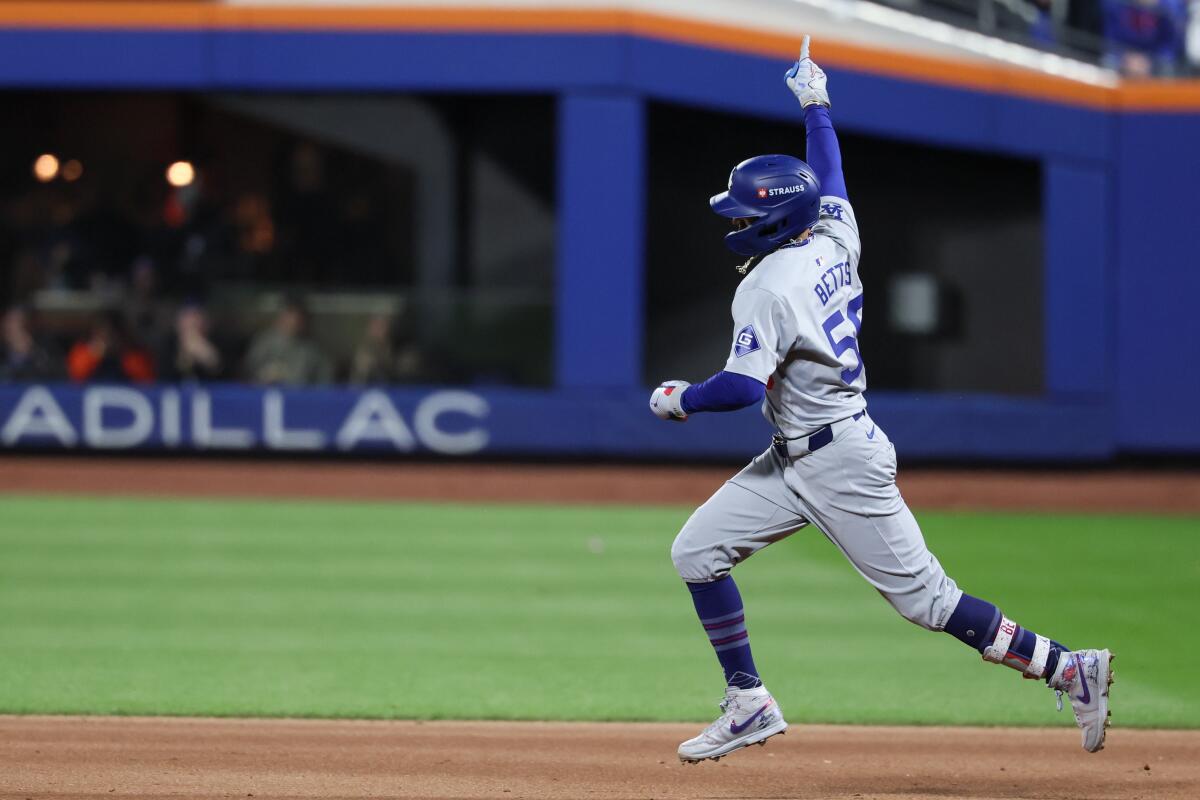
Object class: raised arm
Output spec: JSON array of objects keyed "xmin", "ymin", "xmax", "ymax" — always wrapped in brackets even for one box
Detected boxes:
[
  {"xmin": 803, "ymin": 107, "xmax": 847, "ymax": 202},
  {"xmin": 785, "ymin": 37, "xmax": 848, "ymax": 202}
]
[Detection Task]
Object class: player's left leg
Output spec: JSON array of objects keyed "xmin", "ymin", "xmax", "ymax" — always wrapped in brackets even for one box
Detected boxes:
[{"xmin": 787, "ymin": 413, "xmax": 1114, "ymax": 751}]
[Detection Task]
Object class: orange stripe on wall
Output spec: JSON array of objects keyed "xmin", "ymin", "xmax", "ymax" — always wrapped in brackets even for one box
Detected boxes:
[
  {"xmin": 0, "ymin": 2, "xmax": 1197, "ymax": 111},
  {"xmin": 1115, "ymin": 79, "xmax": 1200, "ymax": 111},
  {"xmin": 0, "ymin": 1, "xmax": 213, "ymax": 26}
]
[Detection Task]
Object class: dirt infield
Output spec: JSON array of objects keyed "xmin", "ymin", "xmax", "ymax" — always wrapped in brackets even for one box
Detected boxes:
[
  {"xmin": 2, "ymin": 456, "xmax": 1199, "ymax": 513},
  {"xmin": 3, "ymin": 716, "xmax": 1197, "ymax": 800}
]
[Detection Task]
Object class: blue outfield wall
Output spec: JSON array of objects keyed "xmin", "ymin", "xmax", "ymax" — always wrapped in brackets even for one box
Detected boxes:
[
  {"xmin": 1114, "ymin": 114, "xmax": 1200, "ymax": 454},
  {"xmin": 0, "ymin": 25, "xmax": 1197, "ymax": 459},
  {"xmin": 0, "ymin": 385, "xmax": 1112, "ymax": 462}
]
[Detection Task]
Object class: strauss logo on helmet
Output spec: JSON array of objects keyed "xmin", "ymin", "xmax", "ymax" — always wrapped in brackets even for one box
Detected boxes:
[{"xmin": 709, "ymin": 154, "xmax": 822, "ymax": 263}]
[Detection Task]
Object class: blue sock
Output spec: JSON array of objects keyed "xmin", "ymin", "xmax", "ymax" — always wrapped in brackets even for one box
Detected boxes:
[
  {"xmin": 942, "ymin": 593, "xmax": 1000, "ymax": 651},
  {"xmin": 686, "ymin": 576, "xmax": 761, "ymax": 690},
  {"xmin": 944, "ymin": 593, "xmax": 1067, "ymax": 681}
]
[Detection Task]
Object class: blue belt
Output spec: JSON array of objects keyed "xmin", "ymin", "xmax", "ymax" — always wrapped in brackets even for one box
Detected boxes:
[{"xmin": 772, "ymin": 411, "xmax": 865, "ymax": 458}]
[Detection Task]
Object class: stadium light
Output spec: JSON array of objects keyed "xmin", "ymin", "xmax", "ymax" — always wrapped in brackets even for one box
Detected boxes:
[
  {"xmin": 33, "ymin": 153, "xmax": 59, "ymax": 182},
  {"xmin": 166, "ymin": 160, "xmax": 196, "ymax": 188}
]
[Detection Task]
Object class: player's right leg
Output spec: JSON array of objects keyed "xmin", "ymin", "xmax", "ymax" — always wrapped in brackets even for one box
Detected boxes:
[
  {"xmin": 816, "ymin": 502, "xmax": 1114, "ymax": 751},
  {"xmin": 942, "ymin": 595, "xmax": 1114, "ymax": 752},
  {"xmin": 789, "ymin": 415, "xmax": 1114, "ymax": 752},
  {"xmin": 670, "ymin": 449, "xmax": 804, "ymax": 763}
]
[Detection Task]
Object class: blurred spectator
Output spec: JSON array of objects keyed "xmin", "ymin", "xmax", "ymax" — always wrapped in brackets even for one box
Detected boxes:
[
  {"xmin": 123, "ymin": 256, "xmax": 172, "ymax": 356},
  {"xmin": 160, "ymin": 305, "xmax": 226, "ymax": 382},
  {"xmin": 67, "ymin": 312, "xmax": 156, "ymax": 384},
  {"xmin": 243, "ymin": 299, "xmax": 333, "ymax": 385},
  {"xmin": 1103, "ymin": 0, "xmax": 1188, "ymax": 75},
  {"xmin": 233, "ymin": 193, "xmax": 276, "ymax": 256},
  {"xmin": 0, "ymin": 306, "xmax": 60, "ymax": 382},
  {"xmin": 347, "ymin": 313, "xmax": 425, "ymax": 385}
]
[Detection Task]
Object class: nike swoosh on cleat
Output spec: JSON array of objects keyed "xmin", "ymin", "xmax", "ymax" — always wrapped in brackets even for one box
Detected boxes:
[
  {"xmin": 729, "ymin": 701, "xmax": 773, "ymax": 735},
  {"xmin": 1075, "ymin": 655, "xmax": 1091, "ymax": 704}
]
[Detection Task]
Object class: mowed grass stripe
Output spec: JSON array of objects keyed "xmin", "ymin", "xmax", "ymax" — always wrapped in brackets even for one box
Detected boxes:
[{"xmin": 0, "ymin": 495, "xmax": 1196, "ymax": 727}]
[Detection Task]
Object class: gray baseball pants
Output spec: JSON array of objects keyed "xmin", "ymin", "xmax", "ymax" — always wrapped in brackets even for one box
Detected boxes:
[{"xmin": 671, "ymin": 412, "xmax": 963, "ymax": 631}]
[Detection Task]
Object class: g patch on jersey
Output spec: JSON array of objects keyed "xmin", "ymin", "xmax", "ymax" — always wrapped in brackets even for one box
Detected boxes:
[{"xmin": 734, "ymin": 324, "xmax": 761, "ymax": 358}]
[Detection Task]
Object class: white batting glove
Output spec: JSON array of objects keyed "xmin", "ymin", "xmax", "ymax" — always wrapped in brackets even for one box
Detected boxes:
[
  {"xmin": 785, "ymin": 35, "xmax": 830, "ymax": 109},
  {"xmin": 649, "ymin": 380, "xmax": 690, "ymax": 422}
]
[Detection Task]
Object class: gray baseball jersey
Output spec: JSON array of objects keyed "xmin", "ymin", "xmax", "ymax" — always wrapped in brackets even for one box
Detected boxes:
[
  {"xmin": 722, "ymin": 197, "xmax": 866, "ymax": 438},
  {"xmin": 672, "ymin": 197, "xmax": 963, "ymax": 632}
]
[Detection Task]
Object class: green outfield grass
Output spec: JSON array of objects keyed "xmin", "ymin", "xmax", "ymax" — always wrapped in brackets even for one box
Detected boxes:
[{"xmin": 1, "ymin": 494, "xmax": 1196, "ymax": 728}]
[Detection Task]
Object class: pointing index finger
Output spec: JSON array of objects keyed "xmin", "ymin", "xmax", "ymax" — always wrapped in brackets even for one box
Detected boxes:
[{"xmin": 800, "ymin": 35, "xmax": 810, "ymax": 61}]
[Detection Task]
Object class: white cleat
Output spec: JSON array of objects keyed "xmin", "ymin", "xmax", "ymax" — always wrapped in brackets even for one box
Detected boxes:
[
  {"xmin": 677, "ymin": 685, "xmax": 788, "ymax": 763},
  {"xmin": 1050, "ymin": 648, "xmax": 1114, "ymax": 753}
]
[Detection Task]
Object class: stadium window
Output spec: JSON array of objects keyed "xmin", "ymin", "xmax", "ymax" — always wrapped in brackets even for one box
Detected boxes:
[{"xmin": 0, "ymin": 92, "xmax": 555, "ymax": 387}]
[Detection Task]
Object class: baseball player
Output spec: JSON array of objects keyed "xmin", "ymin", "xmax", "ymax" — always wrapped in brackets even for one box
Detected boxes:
[{"xmin": 649, "ymin": 37, "xmax": 1114, "ymax": 764}]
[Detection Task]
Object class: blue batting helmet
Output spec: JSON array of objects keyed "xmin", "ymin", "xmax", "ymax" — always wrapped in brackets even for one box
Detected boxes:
[{"xmin": 710, "ymin": 155, "xmax": 821, "ymax": 257}]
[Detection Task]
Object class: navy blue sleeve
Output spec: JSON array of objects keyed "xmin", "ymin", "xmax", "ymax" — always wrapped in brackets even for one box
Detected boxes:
[
  {"xmin": 804, "ymin": 105, "xmax": 848, "ymax": 202},
  {"xmin": 680, "ymin": 370, "xmax": 766, "ymax": 414}
]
